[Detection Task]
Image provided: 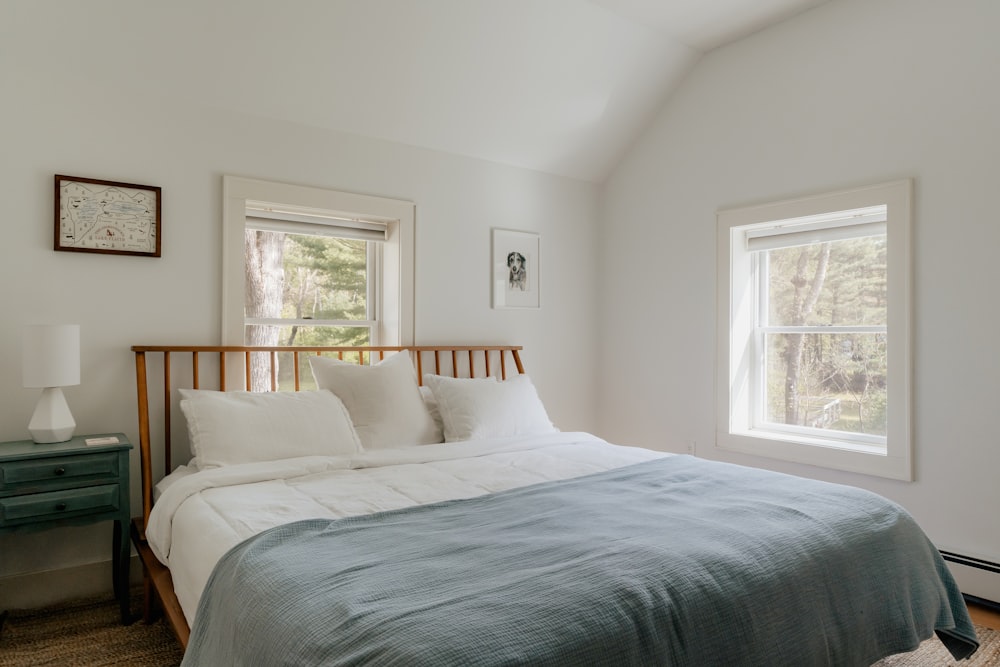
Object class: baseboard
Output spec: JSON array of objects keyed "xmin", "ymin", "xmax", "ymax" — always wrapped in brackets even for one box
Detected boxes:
[
  {"xmin": 942, "ymin": 549, "xmax": 1000, "ymax": 607},
  {"xmin": 964, "ymin": 593, "xmax": 1000, "ymax": 614},
  {"xmin": 0, "ymin": 555, "xmax": 142, "ymax": 610}
]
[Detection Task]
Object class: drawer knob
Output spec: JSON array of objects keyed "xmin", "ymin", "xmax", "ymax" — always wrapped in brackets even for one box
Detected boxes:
[
  {"xmin": 55, "ymin": 502, "xmax": 68, "ymax": 511},
  {"xmin": 54, "ymin": 467, "xmax": 66, "ymax": 476}
]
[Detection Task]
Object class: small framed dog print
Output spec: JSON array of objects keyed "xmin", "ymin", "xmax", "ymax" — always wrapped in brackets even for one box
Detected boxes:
[{"xmin": 492, "ymin": 228, "xmax": 540, "ymax": 309}]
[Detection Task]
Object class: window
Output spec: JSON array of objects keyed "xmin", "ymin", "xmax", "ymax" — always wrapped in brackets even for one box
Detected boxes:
[
  {"xmin": 222, "ymin": 177, "xmax": 414, "ymax": 385},
  {"xmin": 716, "ymin": 180, "xmax": 912, "ymax": 480},
  {"xmin": 242, "ymin": 205, "xmax": 382, "ymax": 348}
]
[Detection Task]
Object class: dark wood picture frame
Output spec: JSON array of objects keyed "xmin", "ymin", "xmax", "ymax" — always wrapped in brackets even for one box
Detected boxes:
[{"xmin": 55, "ymin": 174, "xmax": 161, "ymax": 257}]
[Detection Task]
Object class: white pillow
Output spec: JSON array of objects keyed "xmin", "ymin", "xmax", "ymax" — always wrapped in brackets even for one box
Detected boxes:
[
  {"xmin": 308, "ymin": 352, "xmax": 443, "ymax": 449},
  {"xmin": 422, "ymin": 373, "xmax": 557, "ymax": 442},
  {"xmin": 419, "ymin": 385, "xmax": 444, "ymax": 435},
  {"xmin": 178, "ymin": 389, "xmax": 361, "ymax": 469}
]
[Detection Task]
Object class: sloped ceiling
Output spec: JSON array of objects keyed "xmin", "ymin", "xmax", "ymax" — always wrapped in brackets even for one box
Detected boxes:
[{"xmin": 12, "ymin": 0, "xmax": 830, "ymax": 182}]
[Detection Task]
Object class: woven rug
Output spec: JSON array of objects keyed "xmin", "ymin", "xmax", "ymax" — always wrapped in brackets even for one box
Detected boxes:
[
  {"xmin": 0, "ymin": 591, "xmax": 996, "ymax": 666},
  {"xmin": 0, "ymin": 591, "xmax": 182, "ymax": 667},
  {"xmin": 871, "ymin": 625, "xmax": 1000, "ymax": 667}
]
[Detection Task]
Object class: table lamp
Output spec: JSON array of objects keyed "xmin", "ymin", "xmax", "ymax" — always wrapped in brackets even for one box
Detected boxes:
[{"xmin": 22, "ymin": 324, "xmax": 80, "ymax": 443}]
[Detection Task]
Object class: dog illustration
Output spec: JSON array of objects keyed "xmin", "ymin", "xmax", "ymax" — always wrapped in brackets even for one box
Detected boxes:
[{"xmin": 507, "ymin": 251, "xmax": 527, "ymax": 291}]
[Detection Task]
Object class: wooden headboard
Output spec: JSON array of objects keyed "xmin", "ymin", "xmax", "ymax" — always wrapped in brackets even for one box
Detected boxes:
[{"xmin": 131, "ymin": 345, "xmax": 524, "ymax": 527}]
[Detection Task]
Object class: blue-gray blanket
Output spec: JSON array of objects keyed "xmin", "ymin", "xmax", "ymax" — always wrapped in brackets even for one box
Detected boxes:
[{"xmin": 182, "ymin": 456, "xmax": 978, "ymax": 666}]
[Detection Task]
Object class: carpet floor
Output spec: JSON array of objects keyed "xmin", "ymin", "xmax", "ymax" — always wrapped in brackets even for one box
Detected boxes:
[
  {"xmin": 0, "ymin": 591, "xmax": 181, "ymax": 667},
  {"xmin": 0, "ymin": 591, "xmax": 996, "ymax": 666}
]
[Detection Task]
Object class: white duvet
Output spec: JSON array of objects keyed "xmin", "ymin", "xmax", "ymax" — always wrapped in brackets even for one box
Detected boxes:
[{"xmin": 147, "ymin": 432, "xmax": 670, "ymax": 626}]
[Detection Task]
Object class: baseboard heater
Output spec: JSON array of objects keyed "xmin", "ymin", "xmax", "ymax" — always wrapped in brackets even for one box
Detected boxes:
[{"xmin": 940, "ymin": 550, "xmax": 1000, "ymax": 612}]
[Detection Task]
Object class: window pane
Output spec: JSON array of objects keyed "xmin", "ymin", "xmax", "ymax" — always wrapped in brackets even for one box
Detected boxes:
[
  {"xmin": 244, "ymin": 230, "xmax": 369, "ymax": 347},
  {"xmin": 281, "ymin": 234, "xmax": 368, "ymax": 322},
  {"xmin": 277, "ymin": 324, "xmax": 369, "ymax": 348},
  {"xmin": 764, "ymin": 332, "xmax": 887, "ymax": 436},
  {"xmin": 766, "ymin": 235, "xmax": 886, "ymax": 327},
  {"xmin": 243, "ymin": 324, "xmax": 370, "ymax": 348}
]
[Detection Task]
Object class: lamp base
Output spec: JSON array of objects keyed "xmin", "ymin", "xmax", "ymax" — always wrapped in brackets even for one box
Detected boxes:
[{"xmin": 28, "ymin": 387, "xmax": 76, "ymax": 444}]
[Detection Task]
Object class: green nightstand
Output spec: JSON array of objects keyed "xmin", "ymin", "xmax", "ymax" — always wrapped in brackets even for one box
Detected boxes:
[{"xmin": 0, "ymin": 433, "xmax": 132, "ymax": 624}]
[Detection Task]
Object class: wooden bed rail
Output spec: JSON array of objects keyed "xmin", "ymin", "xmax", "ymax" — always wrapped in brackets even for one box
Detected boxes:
[{"xmin": 132, "ymin": 345, "xmax": 524, "ymax": 528}]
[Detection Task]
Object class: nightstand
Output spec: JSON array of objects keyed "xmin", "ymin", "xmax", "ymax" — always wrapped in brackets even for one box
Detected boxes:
[{"xmin": 0, "ymin": 433, "xmax": 132, "ymax": 624}]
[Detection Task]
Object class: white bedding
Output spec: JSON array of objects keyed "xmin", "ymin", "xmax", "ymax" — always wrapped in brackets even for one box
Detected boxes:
[{"xmin": 146, "ymin": 432, "xmax": 670, "ymax": 626}]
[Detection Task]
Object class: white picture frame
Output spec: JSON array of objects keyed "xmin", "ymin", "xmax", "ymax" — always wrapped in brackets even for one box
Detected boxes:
[{"xmin": 492, "ymin": 228, "xmax": 540, "ymax": 309}]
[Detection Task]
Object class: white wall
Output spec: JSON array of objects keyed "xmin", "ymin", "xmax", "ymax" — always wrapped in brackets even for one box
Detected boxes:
[
  {"xmin": 0, "ymin": 15, "xmax": 599, "ymax": 598},
  {"xmin": 600, "ymin": 0, "xmax": 1000, "ymax": 597}
]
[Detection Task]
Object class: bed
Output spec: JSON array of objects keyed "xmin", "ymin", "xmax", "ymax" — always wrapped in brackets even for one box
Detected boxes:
[{"xmin": 130, "ymin": 344, "xmax": 978, "ymax": 665}]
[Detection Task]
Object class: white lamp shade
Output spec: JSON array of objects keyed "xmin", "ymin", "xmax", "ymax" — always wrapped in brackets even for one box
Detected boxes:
[{"xmin": 23, "ymin": 324, "xmax": 81, "ymax": 388}]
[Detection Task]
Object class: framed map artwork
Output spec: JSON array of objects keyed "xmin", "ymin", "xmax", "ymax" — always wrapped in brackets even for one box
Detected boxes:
[{"xmin": 54, "ymin": 174, "xmax": 161, "ymax": 257}]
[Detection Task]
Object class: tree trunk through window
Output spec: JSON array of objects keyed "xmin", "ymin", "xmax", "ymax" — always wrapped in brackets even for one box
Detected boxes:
[
  {"xmin": 783, "ymin": 243, "xmax": 831, "ymax": 425},
  {"xmin": 244, "ymin": 230, "xmax": 285, "ymax": 391}
]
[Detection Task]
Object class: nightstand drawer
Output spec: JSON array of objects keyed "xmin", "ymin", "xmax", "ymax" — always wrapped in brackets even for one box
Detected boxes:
[
  {"xmin": 0, "ymin": 484, "xmax": 120, "ymax": 526},
  {"xmin": 0, "ymin": 452, "xmax": 119, "ymax": 490}
]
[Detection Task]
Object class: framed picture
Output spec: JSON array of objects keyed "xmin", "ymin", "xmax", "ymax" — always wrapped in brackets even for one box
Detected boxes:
[
  {"xmin": 54, "ymin": 174, "xmax": 161, "ymax": 257},
  {"xmin": 492, "ymin": 228, "xmax": 540, "ymax": 309}
]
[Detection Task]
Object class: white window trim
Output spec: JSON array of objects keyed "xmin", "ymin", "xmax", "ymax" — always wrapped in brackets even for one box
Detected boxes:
[
  {"xmin": 222, "ymin": 176, "xmax": 414, "ymax": 346},
  {"xmin": 716, "ymin": 179, "xmax": 912, "ymax": 481}
]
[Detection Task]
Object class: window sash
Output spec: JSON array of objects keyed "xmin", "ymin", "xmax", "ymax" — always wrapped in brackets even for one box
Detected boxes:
[
  {"xmin": 758, "ymin": 325, "xmax": 886, "ymax": 334},
  {"xmin": 246, "ymin": 317, "xmax": 377, "ymax": 328},
  {"xmin": 748, "ymin": 420, "xmax": 887, "ymax": 450},
  {"xmin": 245, "ymin": 321, "xmax": 375, "ymax": 347},
  {"xmin": 745, "ymin": 205, "xmax": 886, "ymax": 252},
  {"xmin": 243, "ymin": 216, "xmax": 380, "ymax": 344},
  {"xmin": 752, "ymin": 247, "xmax": 888, "ymax": 446},
  {"xmin": 755, "ymin": 237, "xmax": 887, "ymax": 329}
]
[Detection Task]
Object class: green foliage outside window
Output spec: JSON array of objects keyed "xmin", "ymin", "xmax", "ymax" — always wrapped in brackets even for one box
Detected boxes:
[
  {"xmin": 763, "ymin": 236, "xmax": 888, "ymax": 436},
  {"xmin": 244, "ymin": 230, "xmax": 373, "ymax": 390},
  {"xmin": 279, "ymin": 234, "xmax": 370, "ymax": 347}
]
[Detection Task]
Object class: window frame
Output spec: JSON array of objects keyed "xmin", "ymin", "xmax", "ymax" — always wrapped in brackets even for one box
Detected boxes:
[
  {"xmin": 222, "ymin": 176, "xmax": 414, "ymax": 347},
  {"xmin": 716, "ymin": 179, "xmax": 912, "ymax": 480}
]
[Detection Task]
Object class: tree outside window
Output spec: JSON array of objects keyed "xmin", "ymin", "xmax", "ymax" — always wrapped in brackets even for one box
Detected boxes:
[
  {"xmin": 761, "ymin": 235, "xmax": 887, "ymax": 437},
  {"xmin": 244, "ymin": 230, "xmax": 373, "ymax": 390}
]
